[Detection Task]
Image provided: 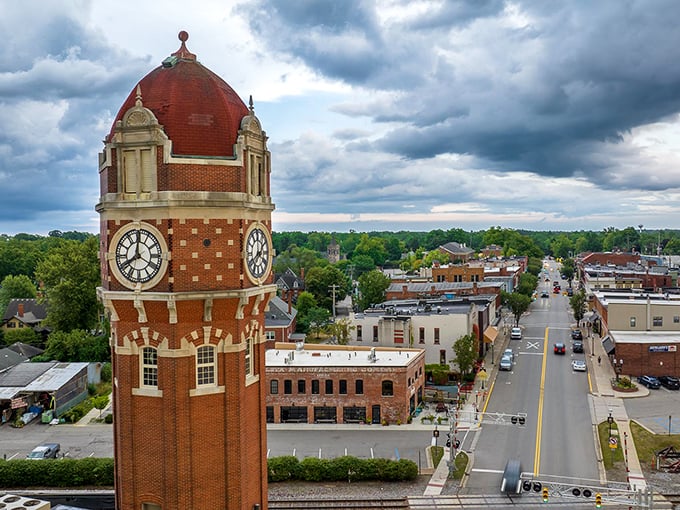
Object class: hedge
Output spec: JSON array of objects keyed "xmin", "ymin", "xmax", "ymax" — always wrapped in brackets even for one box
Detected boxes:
[
  {"xmin": 0, "ymin": 458, "xmax": 114, "ymax": 488},
  {"xmin": 0, "ymin": 456, "xmax": 418, "ymax": 488}
]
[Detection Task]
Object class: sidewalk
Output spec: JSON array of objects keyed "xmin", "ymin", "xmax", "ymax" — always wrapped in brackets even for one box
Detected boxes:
[{"xmin": 587, "ymin": 330, "xmax": 648, "ymax": 492}]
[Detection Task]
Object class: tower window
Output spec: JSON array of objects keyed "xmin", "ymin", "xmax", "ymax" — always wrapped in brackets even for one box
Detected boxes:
[
  {"xmin": 141, "ymin": 347, "xmax": 158, "ymax": 388},
  {"xmin": 245, "ymin": 337, "xmax": 254, "ymax": 377},
  {"xmin": 196, "ymin": 345, "xmax": 216, "ymax": 386}
]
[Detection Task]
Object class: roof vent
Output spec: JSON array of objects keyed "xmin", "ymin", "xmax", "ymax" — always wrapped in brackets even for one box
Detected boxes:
[{"xmin": 368, "ymin": 348, "xmax": 377, "ymax": 363}]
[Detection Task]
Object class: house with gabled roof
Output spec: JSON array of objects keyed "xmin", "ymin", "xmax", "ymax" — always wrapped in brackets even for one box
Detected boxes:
[
  {"xmin": 264, "ymin": 295, "xmax": 298, "ymax": 347},
  {"xmin": 275, "ymin": 268, "xmax": 305, "ymax": 304},
  {"xmin": 1, "ymin": 299, "xmax": 49, "ymax": 338},
  {"xmin": 437, "ymin": 241, "xmax": 475, "ymax": 262}
]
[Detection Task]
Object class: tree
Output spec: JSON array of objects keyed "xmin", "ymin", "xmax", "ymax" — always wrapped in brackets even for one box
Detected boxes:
[
  {"xmin": 353, "ymin": 234, "xmax": 389, "ymax": 266},
  {"xmin": 0, "ymin": 274, "xmax": 37, "ymax": 316},
  {"xmin": 561, "ymin": 258, "xmax": 575, "ymax": 284},
  {"xmin": 421, "ymin": 249, "xmax": 447, "ymax": 268},
  {"xmin": 517, "ymin": 273, "xmax": 538, "ymax": 297},
  {"xmin": 507, "ymin": 292, "xmax": 531, "ymax": 326},
  {"xmin": 452, "ymin": 333, "xmax": 477, "ymax": 377},
  {"xmin": 569, "ymin": 290, "xmax": 588, "ymax": 324},
  {"xmin": 307, "ymin": 307, "xmax": 331, "ymax": 339},
  {"xmin": 304, "ymin": 265, "xmax": 350, "ymax": 311},
  {"xmin": 92, "ymin": 395, "xmax": 109, "ymax": 419},
  {"xmin": 34, "ymin": 237, "xmax": 101, "ymax": 332},
  {"xmin": 295, "ymin": 291, "xmax": 317, "ymax": 317},
  {"xmin": 325, "ymin": 317, "xmax": 355, "ymax": 345},
  {"xmin": 3, "ymin": 327, "xmax": 40, "ymax": 346},
  {"xmin": 37, "ymin": 329, "xmax": 110, "ymax": 362},
  {"xmin": 357, "ymin": 269, "xmax": 391, "ymax": 311},
  {"xmin": 550, "ymin": 234, "xmax": 574, "ymax": 259}
]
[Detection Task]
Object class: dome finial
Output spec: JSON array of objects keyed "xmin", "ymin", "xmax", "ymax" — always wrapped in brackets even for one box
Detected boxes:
[
  {"xmin": 171, "ymin": 30, "xmax": 196, "ymax": 61},
  {"xmin": 135, "ymin": 84, "xmax": 143, "ymax": 107},
  {"xmin": 249, "ymin": 95, "xmax": 255, "ymax": 115}
]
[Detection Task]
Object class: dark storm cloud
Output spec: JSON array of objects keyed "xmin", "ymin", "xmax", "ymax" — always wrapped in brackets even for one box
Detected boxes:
[
  {"xmin": 244, "ymin": 0, "xmax": 680, "ymax": 189},
  {"xmin": 0, "ymin": 5, "xmax": 155, "ymax": 230}
]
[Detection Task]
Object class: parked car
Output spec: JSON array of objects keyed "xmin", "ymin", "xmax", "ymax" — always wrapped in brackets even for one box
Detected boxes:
[
  {"xmin": 571, "ymin": 329, "xmax": 583, "ymax": 340},
  {"xmin": 503, "ymin": 348, "xmax": 514, "ymax": 362},
  {"xmin": 658, "ymin": 375, "xmax": 680, "ymax": 390},
  {"xmin": 571, "ymin": 360, "xmax": 587, "ymax": 372},
  {"xmin": 572, "ymin": 341, "xmax": 584, "ymax": 353},
  {"xmin": 566, "ymin": 288, "xmax": 574, "ymax": 296},
  {"xmin": 436, "ymin": 402, "xmax": 448, "ymax": 413},
  {"xmin": 499, "ymin": 355, "xmax": 513, "ymax": 371},
  {"xmin": 27, "ymin": 443, "xmax": 60, "ymax": 460},
  {"xmin": 553, "ymin": 343, "xmax": 566, "ymax": 355},
  {"xmin": 637, "ymin": 375, "xmax": 661, "ymax": 389},
  {"xmin": 510, "ymin": 327, "xmax": 522, "ymax": 340}
]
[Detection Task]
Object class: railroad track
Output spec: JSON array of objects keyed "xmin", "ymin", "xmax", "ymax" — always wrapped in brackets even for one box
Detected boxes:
[
  {"xmin": 269, "ymin": 497, "xmax": 410, "ymax": 509},
  {"xmin": 662, "ymin": 493, "xmax": 680, "ymax": 508}
]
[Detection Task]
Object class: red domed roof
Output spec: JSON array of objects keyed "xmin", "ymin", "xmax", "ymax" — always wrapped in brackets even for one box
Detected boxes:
[{"xmin": 110, "ymin": 32, "xmax": 249, "ymax": 158}]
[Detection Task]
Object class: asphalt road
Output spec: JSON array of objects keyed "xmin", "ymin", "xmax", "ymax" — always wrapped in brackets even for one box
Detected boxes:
[{"xmin": 463, "ymin": 263, "xmax": 598, "ymax": 495}]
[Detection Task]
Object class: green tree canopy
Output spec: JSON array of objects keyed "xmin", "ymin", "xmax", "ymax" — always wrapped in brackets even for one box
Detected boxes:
[
  {"xmin": 34, "ymin": 237, "xmax": 101, "ymax": 333},
  {"xmin": 569, "ymin": 290, "xmax": 588, "ymax": 324},
  {"xmin": 452, "ymin": 333, "xmax": 477, "ymax": 377},
  {"xmin": 0, "ymin": 274, "xmax": 37, "ymax": 317},
  {"xmin": 507, "ymin": 292, "xmax": 531, "ymax": 326},
  {"xmin": 357, "ymin": 269, "xmax": 391, "ymax": 311},
  {"xmin": 3, "ymin": 327, "xmax": 40, "ymax": 347},
  {"xmin": 37, "ymin": 329, "xmax": 110, "ymax": 362},
  {"xmin": 304, "ymin": 265, "xmax": 350, "ymax": 311},
  {"xmin": 517, "ymin": 273, "xmax": 538, "ymax": 297},
  {"xmin": 352, "ymin": 234, "xmax": 389, "ymax": 266}
]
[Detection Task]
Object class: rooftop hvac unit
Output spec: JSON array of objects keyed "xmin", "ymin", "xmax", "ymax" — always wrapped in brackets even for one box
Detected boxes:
[{"xmin": 0, "ymin": 494, "xmax": 51, "ymax": 510}]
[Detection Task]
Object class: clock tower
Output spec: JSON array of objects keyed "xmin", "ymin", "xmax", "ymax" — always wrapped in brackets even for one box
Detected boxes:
[{"xmin": 96, "ymin": 32, "xmax": 275, "ymax": 510}]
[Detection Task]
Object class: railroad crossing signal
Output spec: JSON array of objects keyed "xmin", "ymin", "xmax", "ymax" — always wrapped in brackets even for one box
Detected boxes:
[
  {"xmin": 542, "ymin": 487, "xmax": 549, "ymax": 503},
  {"xmin": 595, "ymin": 492, "xmax": 602, "ymax": 508}
]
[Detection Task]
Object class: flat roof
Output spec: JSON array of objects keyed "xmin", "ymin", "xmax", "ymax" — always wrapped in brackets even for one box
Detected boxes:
[
  {"xmin": 266, "ymin": 344, "xmax": 424, "ymax": 368},
  {"xmin": 611, "ymin": 331, "xmax": 680, "ymax": 344}
]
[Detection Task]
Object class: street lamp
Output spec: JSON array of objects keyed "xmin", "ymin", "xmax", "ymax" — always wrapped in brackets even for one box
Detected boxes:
[{"xmin": 614, "ymin": 358, "xmax": 624, "ymax": 382}]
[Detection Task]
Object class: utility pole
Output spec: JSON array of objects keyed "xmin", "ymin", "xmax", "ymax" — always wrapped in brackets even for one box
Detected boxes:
[{"xmin": 328, "ymin": 284, "xmax": 339, "ymax": 319}]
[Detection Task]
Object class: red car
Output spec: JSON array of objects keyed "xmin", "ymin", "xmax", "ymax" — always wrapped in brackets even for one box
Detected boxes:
[{"xmin": 554, "ymin": 343, "xmax": 566, "ymax": 354}]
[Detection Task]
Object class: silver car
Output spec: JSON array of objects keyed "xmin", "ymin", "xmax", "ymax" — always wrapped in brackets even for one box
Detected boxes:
[{"xmin": 499, "ymin": 355, "xmax": 513, "ymax": 371}]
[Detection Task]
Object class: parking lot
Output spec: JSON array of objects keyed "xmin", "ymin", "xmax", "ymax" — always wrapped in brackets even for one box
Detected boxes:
[{"xmin": 624, "ymin": 384, "xmax": 680, "ymax": 434}]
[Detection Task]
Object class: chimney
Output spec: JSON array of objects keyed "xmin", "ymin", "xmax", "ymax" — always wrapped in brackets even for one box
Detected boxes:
[
  {"xmin": 18, "ymin": 303, "xmax": 24, "ymax": 317},
  {"xmin": 287, "ymin": 293, "xmax": 292, "ymax": 314},
  {"xmin": 300, "ymin": 267, "xmax": 305, "ymax": 279}
]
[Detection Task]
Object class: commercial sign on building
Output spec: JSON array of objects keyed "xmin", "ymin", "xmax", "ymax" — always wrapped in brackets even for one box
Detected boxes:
[{"xmin": 648, "ymin": 345, "xmax": 678, "ymax": 353}]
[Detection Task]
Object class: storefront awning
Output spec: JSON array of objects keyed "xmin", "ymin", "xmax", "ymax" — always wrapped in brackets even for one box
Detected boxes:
[
  {"xmin": 601, "ymin": 335, "xmax": 615, "ymax": 355},
  {"xmin": 483, "ymin": 326, "xmax": 498, "ymax": 344}
]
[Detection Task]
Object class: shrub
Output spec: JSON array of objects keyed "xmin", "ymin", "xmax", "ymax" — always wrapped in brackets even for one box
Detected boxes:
[
  {"xmin": 104, "ymin": 413, "xmax": 113, "ymax": 424},
  {"xmin": 0, "ymin": 458, "xmax": 114, "ymax": 488},
  {"xmin": 267, "ymin": 456, "xmax": 418, "ymax": 484},
  {"xmin": 267, "ymin": 456, "xmax": 299, "ymax": 482}
]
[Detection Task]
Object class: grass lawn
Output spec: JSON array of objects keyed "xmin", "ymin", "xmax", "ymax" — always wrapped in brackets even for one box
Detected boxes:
[
  {"xmin": 629, "ymin": 421, "xmax": 680, "ymax": 466},
  {"xmin": 598, "ymin": 420, "xmax": 680, "ymax": 474},
  {"xmin": 431, "ymin": 446, "xmax": 468, "ymax": 480}
]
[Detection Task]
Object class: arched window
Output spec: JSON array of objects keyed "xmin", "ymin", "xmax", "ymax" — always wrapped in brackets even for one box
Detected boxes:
[
  {"xmin": 196, "ymin": 345, "xmax": 216, "ymax": 386},
  {"xmin": 141, "ymin": 347, "xmax": 158, "ymax": 388},
  {"xmin": 382, "ymin": 380, "xmax": 394, "ymax": 396}
]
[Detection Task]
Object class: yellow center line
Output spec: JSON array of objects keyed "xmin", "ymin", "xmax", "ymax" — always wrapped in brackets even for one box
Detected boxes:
[{"xmin": 534, "ymin": 327, "xmax": 549, "ymax": 476}]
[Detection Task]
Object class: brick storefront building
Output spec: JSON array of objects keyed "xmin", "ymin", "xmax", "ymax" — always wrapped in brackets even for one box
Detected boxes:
[
  {"xmin": 97, "ymin": 32, "xmax": 274, "ymax": 510},
  {"xmin": 265, "ymin": 343, "xmax": 425, "ymax": 425}
]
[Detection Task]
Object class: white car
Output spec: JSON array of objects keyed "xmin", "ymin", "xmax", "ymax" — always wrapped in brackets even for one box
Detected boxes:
[
  {"xmin": 572, "ymin": 360, "xmax": 586, "ymax": 372},
  {"xmin": 510, "ymin": 327, "xmax": 522, "ymax": 340},
  {"xmin": 503, "ymin": 348, "xmax": 514, "ymax": 362},
  {"xmin": 499, "ymin": 355, "xmax": 513, "ymax": 371}
]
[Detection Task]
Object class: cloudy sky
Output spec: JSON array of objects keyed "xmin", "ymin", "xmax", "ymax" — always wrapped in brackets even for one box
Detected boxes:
[{"xmin": 2, "ymin": 0, "xmax": 680, "ymax": 235}]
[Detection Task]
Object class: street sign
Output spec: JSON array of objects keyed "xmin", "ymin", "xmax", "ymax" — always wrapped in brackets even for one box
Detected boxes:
[{"xmin": 609, "ymin": 436, "xmax": 618, "ymax": 449}]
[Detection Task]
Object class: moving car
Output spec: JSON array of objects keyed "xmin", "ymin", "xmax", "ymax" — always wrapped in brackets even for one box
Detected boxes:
[
  {"xmin": 571, "ymin": 360, "xmax": 586, "ymax": 372},
  {"xmin": 637, "ymin": 375, "xmax": 661, "ymax": 389},
  {"xmin": 510, "ymin": 327, "xmax": 522, "ymax": 340},
  {"xmin": 553, "ymin": 343, "xmax": 566, "ymax": 355},
  {"xmin": 499, "ymin": 355, "xmax": 513, "ymax": 371},
  {"xmin": 540, "ymin": 291, "xmax": 550, "ymax": 298},
  {"xmin": 658, "ymin": 375, "xmax": 680, "ymax": 390},
  {"xmin": 500, "ymin": 458, "xmax": 522, "ymax": 494},
  {"xmin": 572, "ymin": 341, "xmax": 584, "ymax": 353},
  {"xmin": 27, "ymin": 443, "xmax": 60, "ymax": 460},
  {"xmin": 571, "ymin": 329, "xmax": 583, "ymax": 340},
  {"xmin": 553, "ymin": 286, "xmax": 561, "ymax": 294}
]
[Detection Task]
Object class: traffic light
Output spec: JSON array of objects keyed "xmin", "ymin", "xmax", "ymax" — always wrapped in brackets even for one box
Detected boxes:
[
  {"xmin": 542, "ymin": 487, "xmax": 549, "ymax": 503},
  {"xmin": 595, "ymin": 493, "xmax": 602, "ymax": 508}
]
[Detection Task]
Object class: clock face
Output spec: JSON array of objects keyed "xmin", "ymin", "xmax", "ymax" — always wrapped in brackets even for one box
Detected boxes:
[
  {"xmin": 245, "ymin": 226, "xmax": 270, "ymax": 281},
  {"xmin": 115, "ymin": 228, "xmax": 164, "ymax": 283}
]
